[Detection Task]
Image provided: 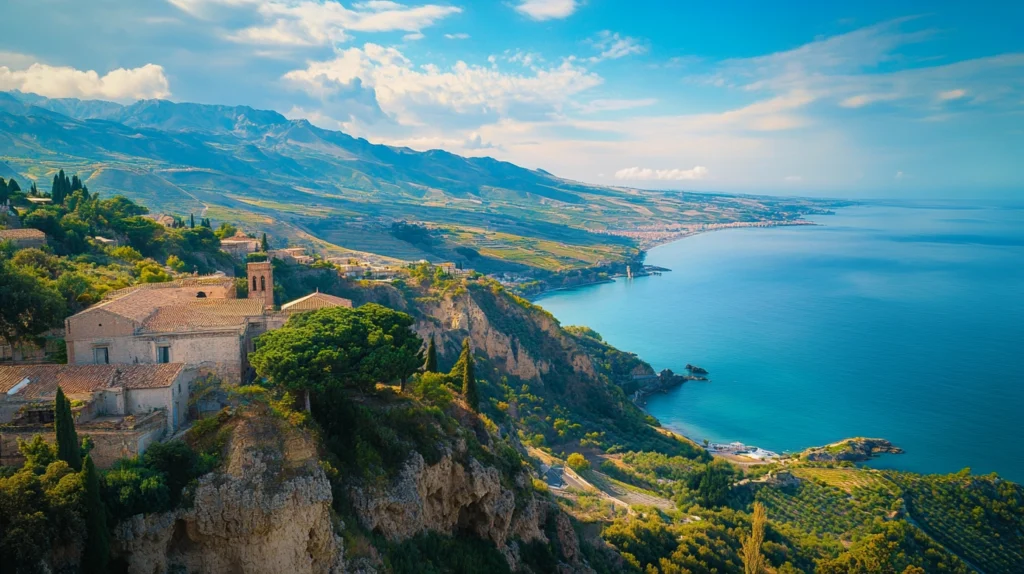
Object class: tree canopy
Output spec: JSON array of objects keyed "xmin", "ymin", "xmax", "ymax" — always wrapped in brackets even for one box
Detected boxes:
[{"xmin": 250, "ymin": 304, "xmax": 423, "ymax": 396}]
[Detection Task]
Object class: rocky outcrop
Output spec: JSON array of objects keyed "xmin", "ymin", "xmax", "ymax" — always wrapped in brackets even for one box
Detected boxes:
[
  {"xmin": 112, "ymin": 413, "xmax": 343, "ymax": 574},
  {"xmin": 801, "ymin": 437, "xmax": 904, "ymax": 463},
  {"xmin": 349, "ymin": 442, "xmax": 543, "ymax": 548},
  {"xmin": 347, "ymin": 441, "xmax": 595, "ymax": 573},
  {"xmin": 416, "ymin": 287, "xmax": 597, "ymax": 384}
]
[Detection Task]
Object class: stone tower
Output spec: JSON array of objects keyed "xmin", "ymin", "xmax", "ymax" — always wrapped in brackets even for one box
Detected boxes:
[{"xmin": 247, "ymin": 261, "xmax": 274, "ymax": 308}]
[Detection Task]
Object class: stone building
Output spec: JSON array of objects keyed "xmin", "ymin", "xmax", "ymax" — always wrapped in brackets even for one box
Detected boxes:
[
  {"xmin": 247, "ymin": 260, "xmax": 275, "ymax": 308},
  {"xmin": 0, "ymin": 363, "xmax": 192, "ymax": 467},
  {"xmin": 220, "ymin": 231, "xmax": 262, "ymax": 259},
  {"xmin": 64, "ymin": 275, "xmax": 271, "ymax": 384},
  {"xmin": 0, "ymin": 227, "xmax": 46, "ymax": 249}
]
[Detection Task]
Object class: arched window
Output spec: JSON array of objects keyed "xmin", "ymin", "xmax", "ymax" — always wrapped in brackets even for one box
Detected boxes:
[
  {"xmin": 196, "ymin": 291, "xmax": 207, "ymax": 298},
  {"xmin": 252, "ymin": 276, "xmax": 258, "ymax": 292},
  {"xmin": 260, "ymin": 276, "xmax": 266, "ymax": 292}
]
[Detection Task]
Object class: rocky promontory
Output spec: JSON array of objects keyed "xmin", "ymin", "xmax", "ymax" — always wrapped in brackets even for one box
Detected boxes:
[{"xmin": 801, "ymin": 437, "xmax": 904, "ymax": 463}]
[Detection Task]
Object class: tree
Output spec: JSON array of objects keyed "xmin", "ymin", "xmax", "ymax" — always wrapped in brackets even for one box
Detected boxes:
[
  {"xmin": 189, "ymin": 213, "xmax": 195, "ymax": 229},
  {"xmin": 54, "ymin": 387, "xmax": 82, "ymax": 471},
  {"xmin": 567, "ymin": 452, "xmax": 590, "ymax": 472},
  {"xmin": 0, "ymin": 260, "xmax": 66, "ymax": 346},
  {"xmin": 695, "ymin": 460, "xmax": 733, "ymax": 507},
  {"xmin": 81, "ymin": 455, "xmax": 109, "ymax": 574},
  {"xmin": 250, "ymin": 304, "xmax": 423, "ymax": 408},
  {"xmin": 742, "ymin": 502, "xmax": 768, "ymax": 574},
  {"xmin": 260, "ymin": 232, "xmax": 269, "ymax": 251},
  {"xmin": 425, "ymin": 335, "xmax": 438, "ymax": 373},
  {"xmin": 7, "ymin": 177, "xmax": 20, "ymax": 193},
  {"xmin": 214, "ymin": 222, "xmax": 238, "ymax": 239},
  {"xmin": 454, "ymin": 338, "xmax": 479, "ymax": 411}
]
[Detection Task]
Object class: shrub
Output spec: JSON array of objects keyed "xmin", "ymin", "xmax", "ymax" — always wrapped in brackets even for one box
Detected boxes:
[{"xmin": 567, "ymin": 453, "xmax": 590, "ymax": 472}]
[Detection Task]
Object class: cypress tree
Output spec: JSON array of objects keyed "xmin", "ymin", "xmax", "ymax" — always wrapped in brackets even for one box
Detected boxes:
[
  {"xmin": 190, "ymin": 213, "xmax": 195, "ymax": 229},
  {"xmin": 260, "ymin": 232, "xmax": 269, "ymax": 252},
  {"xmin": 55, "ymin": 387, "xmax": 82, "ymax": 471},
  {"xmin": 81, "ymin": 455, "xmax": 110, "ymax": 574},
  {"xmin": 71, "ymin": 174, "xmax": 82, "ymax": 192},
  {"xmin": 425, "ymin": 335, "xmax": 438, "ymax": 373},
  {"xmin": 459, "ymin": 338, "xmax": 479, "ymax": 411},
  {"xmin": 7, "ymin": 177, "xmax": 20, "ymax": 193}
]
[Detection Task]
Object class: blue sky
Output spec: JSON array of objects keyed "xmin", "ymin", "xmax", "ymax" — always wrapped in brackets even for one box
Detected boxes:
[{"xmin": 1, "ymin": 0, "xmax": 1022, "ymax": 197}]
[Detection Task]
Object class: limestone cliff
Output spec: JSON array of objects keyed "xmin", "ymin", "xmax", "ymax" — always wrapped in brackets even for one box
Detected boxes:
[
  {"xmin": 112, "ymin": 411, "xmax": 344, "ymax": 574},
  {"xmin": 415, "ymin": 283, "xmax": 598, "ymax": 384},
  {"xmin": 347, "ymin": 440, "xmax": 592, "ymax": 573}
]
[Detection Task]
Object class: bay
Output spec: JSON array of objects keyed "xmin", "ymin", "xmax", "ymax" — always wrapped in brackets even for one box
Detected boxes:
[{"xmin": 535, "ymin": 201, "xmax": 1024, "ymax": 482}]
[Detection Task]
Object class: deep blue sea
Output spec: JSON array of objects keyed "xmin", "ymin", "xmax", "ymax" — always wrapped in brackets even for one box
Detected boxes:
[{"xmin": 536, "ymin": 201, "xmax": 1024, "ymax": 482}]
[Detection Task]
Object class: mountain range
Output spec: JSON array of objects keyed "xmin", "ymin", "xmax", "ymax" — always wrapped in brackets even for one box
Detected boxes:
[{"xmin": 0, "ymin": 91, "xmax": 836, "ymax": 272}]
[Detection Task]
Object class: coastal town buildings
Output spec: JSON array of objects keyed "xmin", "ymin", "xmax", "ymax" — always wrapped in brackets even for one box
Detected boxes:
[{"xmin": 0, "ymin": 363, "xmax": 193, "ymax": 467}]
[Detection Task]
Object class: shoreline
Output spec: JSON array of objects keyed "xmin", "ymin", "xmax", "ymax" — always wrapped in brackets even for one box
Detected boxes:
[{"xmin": 530, "ymin": 219, "xmax": 822, "ymax": 302}]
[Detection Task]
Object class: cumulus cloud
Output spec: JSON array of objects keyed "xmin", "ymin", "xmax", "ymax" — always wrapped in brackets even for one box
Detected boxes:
[
  {"xmin": 614, "ymin": 166, "xmax": 709, "ymax": 181},
  {"xmin": 283, "ymin": 43, "xmax": 602, "ymax": 125},
  {"xmin": 588, "ymin": 31, "xmax": 647, "ymax": 62},
  {"xmin": 444, "ymin": 33, "xmax": 469, "ymax": 40},
  {"xmin": 170, "ymin": 0, "xmax": 461, "ymax": 46},
  {"xmin": 514, "ymin": 0, "xmax": 578, "ymax": 21},
  {"xmin": 0, "ymin": 61, "xmax": 170, "ymax": 101}
]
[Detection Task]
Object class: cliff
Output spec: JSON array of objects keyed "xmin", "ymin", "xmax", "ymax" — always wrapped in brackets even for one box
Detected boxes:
[{"xmin": 112, "ymin": 410, "xmax": 344, "ymax": 574}]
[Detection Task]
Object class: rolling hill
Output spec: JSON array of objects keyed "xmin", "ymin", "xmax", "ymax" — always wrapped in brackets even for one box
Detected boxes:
[{"xmin": 0, "ymin": 91, "xmax": 841, "ymax": 272}]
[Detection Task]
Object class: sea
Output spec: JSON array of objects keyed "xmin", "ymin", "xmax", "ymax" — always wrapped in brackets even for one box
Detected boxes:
[{"xmin": 535, "ymin": 200, "xmax": 1024, "ymax": 482}]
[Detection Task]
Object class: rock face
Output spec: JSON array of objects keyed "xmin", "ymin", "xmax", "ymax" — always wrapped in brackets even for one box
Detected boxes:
[
  {"xmin": 348, "ymin": 444, "xmax": 594, "ymax": 573},
  {"xmin": 802, "ymin": 437, "xmax": 904, "ymax": 463},
  {"xmin": 350, "ymin": 446, "xmax": 542, "ymax": 547},
  {"xmin": 112, "ymin": 413, "xmax": 343, "ymax": 574},
  {"xmin": 416, "ymin": 287, "xmax": 597, "ymax": 384}
]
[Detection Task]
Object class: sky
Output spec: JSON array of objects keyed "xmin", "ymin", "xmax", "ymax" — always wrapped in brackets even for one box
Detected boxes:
[{"xmin": 0, "ymin": 0, "xmax": 1022, "ymax": 197}]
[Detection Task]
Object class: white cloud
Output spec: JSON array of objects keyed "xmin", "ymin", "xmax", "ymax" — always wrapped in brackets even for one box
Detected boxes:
[
  {"xmin": 895, "ymin": 170, "xmax": 904, "ymax": 180},
  {"xmin": 588, "ymin": 31, "xmax": 647, "ymax": 62},
  {"xmin": 283, "ymin": 43, "xmax": 602, "ymax": 125},
  {"xmin": 403, "ymin": 32, "xmax": 425, "ymax": 41},
  {"xmin": 444, "ymin": 33, "xmax": 470, "ymax": 40},
  {"xmin": 614, "ymin": 166, "xmax": 709, "ymax": 181},
  {"xmin": 171, "ymin": 0, "xmax": 461, "ymax": 46},
  {"xmin": 938, "ymin": 88, "xmax": 966, "ymax": 100},
  {"xmin": 514, "ymin": 0, "xmax": 577, "ymax": 21},
  {"xmin": 575, "ymin": 98, "xmax": 657, "ymax": 114},
  {"xmin": 0, "ymin": 61, "xmax": 170, "ymax": 101}
]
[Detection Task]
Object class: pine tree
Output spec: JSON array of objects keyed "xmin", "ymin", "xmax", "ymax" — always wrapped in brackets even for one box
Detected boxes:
[
  {"xmin": 425, "ymin": 335, "xmax": 438, "ymax": 373},
  {"xmin": 260, "ymin": 232, "xmax": 269, "ymax": 251},
  {"xmin": 458, "ymin": 338, "xmax": 479, "ymax": 411},
  {"xmin": 54, "ymin": 387, "xmax": 82, "ymax": 471},
  {"xmin": 190, "ymin": 213, "xmax": 195, "ymax": 229},
  {"xmin": 81, "ymin": 455, "xmax": 110, "ymax": 574},
  {"xmin": 742, "ymin": 502, "xmax": 768, "ymax": 574}
]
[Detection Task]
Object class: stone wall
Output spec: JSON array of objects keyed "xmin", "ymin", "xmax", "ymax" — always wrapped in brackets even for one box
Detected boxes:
[{"xmin": 0, "ymin": 411, "xmax": 167, "ymax": 468}]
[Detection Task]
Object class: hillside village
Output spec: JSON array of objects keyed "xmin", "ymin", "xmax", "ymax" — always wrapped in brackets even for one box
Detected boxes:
[{"xmin": 0, "ymin": 174, "xmax": 468, "ymax": 469}]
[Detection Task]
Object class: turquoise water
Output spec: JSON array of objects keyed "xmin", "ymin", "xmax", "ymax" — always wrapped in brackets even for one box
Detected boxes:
[{"xmin": 536, "ymin": 201, "xmax": 1024, "ymax": 482}]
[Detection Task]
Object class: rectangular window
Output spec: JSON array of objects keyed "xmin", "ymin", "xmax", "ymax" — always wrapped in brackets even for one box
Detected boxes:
[
  {"xmin": 93, "ymin": 347, "xmax": 109, "ymax": 364},
  {"xmin": 157, "ymin": 346, "xmax": 170, "ymax": 363}
]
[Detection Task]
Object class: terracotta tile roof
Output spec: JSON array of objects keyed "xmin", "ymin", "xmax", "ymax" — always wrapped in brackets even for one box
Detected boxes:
[
  {"xmin": 0, "ymin": 228, "xmax": 46, "ymax": 240},
  {"xmin": 142, "ymin": 299, "xmax": 266, "ymax": 332},
  {"xmin": 102, "ymin": 275, "xmax": 235, "ymax": 300},
  {"xmin": 281, "ymin": 291, "xmax": 354, "ymax": 313},
  {"xmin": 0, "ymin": 364, "xmax": 183, "ymax": 399}
]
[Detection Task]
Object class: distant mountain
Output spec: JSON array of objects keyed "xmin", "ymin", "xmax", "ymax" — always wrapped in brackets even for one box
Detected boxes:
[{"xmin": 0, "ymin": 91, "xmax": 837, "ymax": 271}]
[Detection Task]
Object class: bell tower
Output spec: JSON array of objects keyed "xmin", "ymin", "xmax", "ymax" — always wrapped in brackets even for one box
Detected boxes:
[{"xmin": 247, "ymin": 261, "xmax": 274, "ymax": 308}]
